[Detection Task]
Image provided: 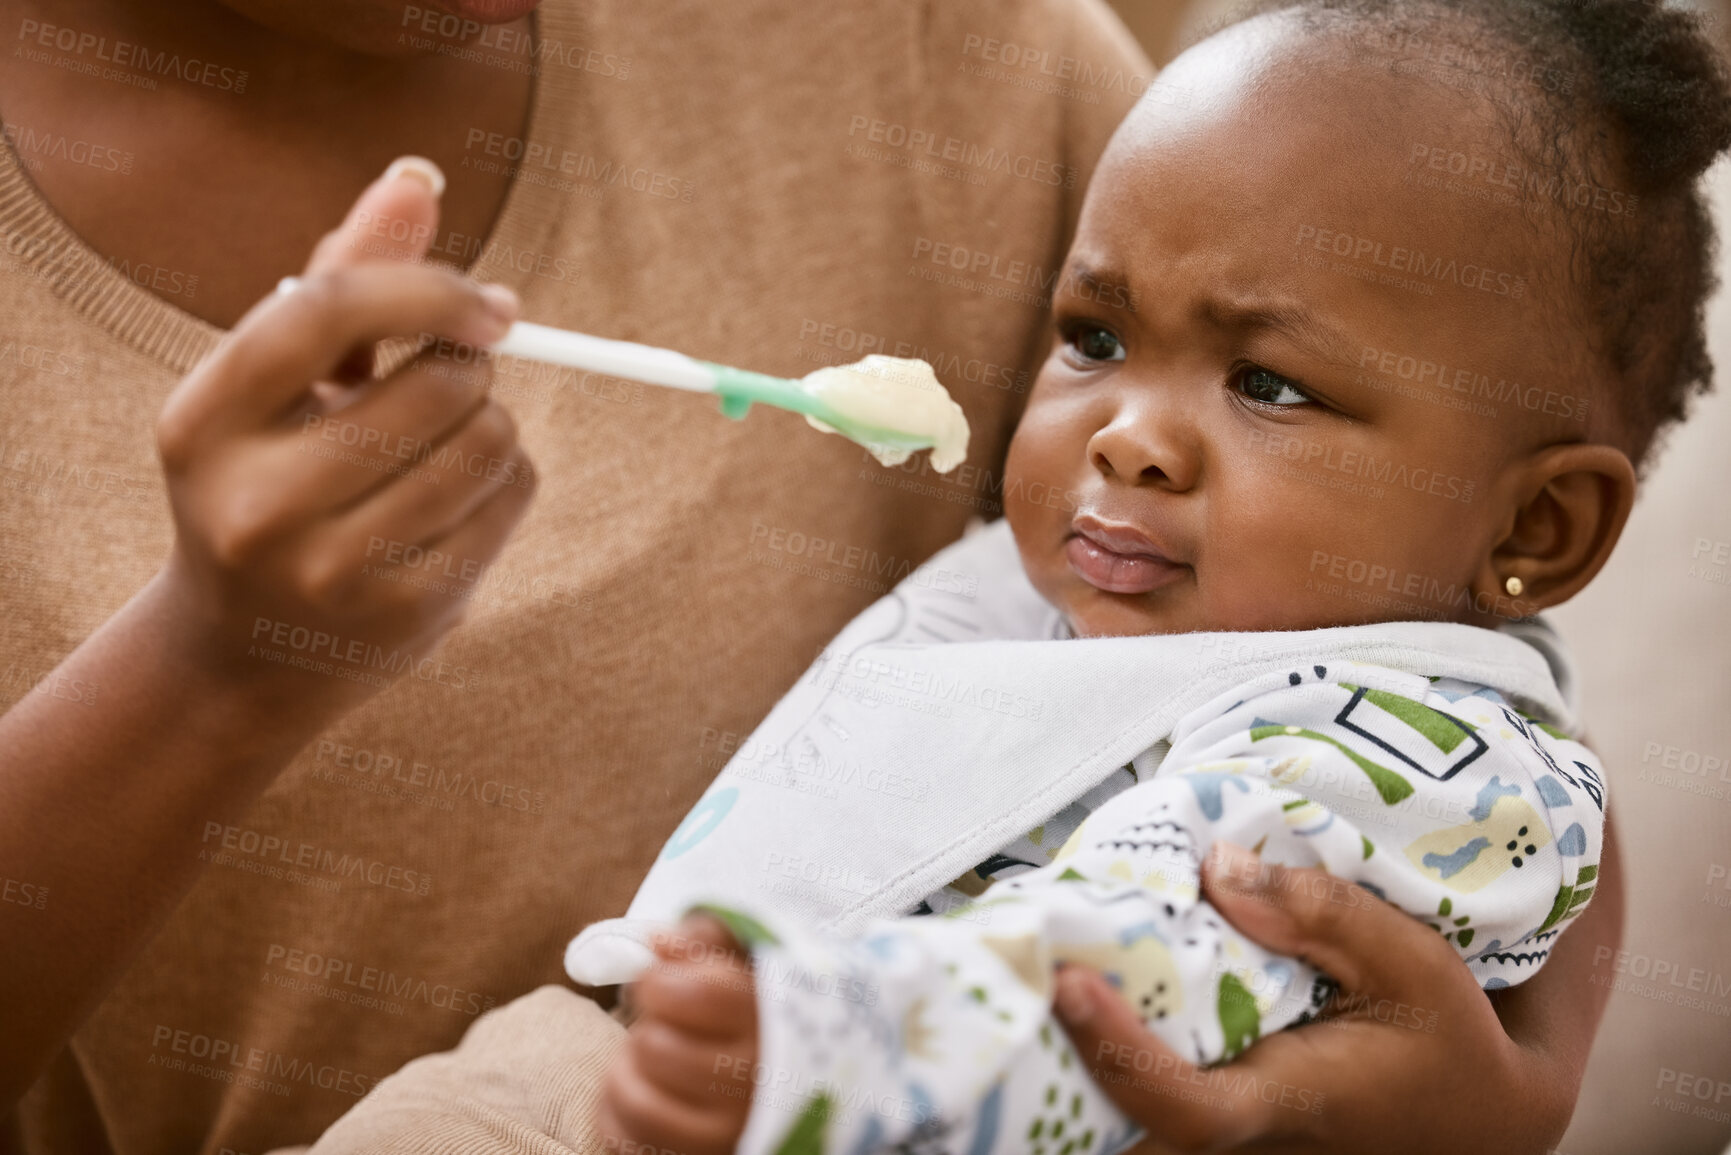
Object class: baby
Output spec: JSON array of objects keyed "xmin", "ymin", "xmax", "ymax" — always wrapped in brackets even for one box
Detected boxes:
[{"xmin": 586, "ymin": 1, "xmax": 1729, "ymax": 1153}]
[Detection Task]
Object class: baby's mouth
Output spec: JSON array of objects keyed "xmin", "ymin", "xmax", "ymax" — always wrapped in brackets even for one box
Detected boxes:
[{"xmin": 1065, "ymin": 515, "xmax": 1189, "ymax": 596}]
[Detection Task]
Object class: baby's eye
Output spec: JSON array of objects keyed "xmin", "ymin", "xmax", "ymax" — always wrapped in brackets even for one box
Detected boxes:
[
  {"xmin": 1236, "ymin": 366, "xmax": 1310, "ymax": 406},
  {"xmin": 1066, "ymin": 324, "xmax": 1126, "ymax": 364}
]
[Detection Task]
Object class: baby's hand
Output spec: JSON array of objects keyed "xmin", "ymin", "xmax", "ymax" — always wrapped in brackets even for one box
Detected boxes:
[{"xmin": 599, "ymin": 914, "xmax": 759, "ymax": 1155}]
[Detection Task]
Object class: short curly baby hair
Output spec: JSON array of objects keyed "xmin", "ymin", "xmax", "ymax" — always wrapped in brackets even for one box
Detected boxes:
[{"xmin": 1232, "ymin": 0, "xmax": 1731, "ymax": 469}]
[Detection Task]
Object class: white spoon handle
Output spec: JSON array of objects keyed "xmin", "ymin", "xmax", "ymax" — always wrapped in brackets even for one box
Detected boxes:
[
  {"xmin": 493, "ymin": 321, "xmax": 720, "ymax": 393},
  {"xmin": 274, "ymin": 277, "xmax": 720, "ymax": 395}
]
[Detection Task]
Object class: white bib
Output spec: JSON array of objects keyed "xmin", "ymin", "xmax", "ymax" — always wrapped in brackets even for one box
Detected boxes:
[{"xmin": 566, "ymin": 520, "xmax": 1572, "ymax": 986}]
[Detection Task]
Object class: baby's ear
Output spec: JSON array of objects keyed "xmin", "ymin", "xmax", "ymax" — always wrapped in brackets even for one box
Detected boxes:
[{"xmin": 1477, "ymin": 443, "xmax": 1636, "ymax": 616}]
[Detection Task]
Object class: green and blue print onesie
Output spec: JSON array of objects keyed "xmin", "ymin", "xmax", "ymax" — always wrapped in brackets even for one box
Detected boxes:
[{"xmin": 564, "ymin": 521, "xmax": 1606, "ymax": 1155}]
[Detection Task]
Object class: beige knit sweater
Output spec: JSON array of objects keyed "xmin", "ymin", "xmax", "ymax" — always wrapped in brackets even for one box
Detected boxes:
[{"xmin": 0, "ymin": 2, "xmax": 1148, "ymax": 1150}]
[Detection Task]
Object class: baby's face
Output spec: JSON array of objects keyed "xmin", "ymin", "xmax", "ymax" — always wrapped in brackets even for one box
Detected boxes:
[{"xmin": 1006, "ymin": 17, "xmax": 1601, "ymax": 639}]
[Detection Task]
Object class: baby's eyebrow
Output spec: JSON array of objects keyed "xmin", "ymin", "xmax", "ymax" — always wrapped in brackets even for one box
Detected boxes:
[
  {"xmin": 1062, "ymin": 258, "xmax": 1361, "ymax": 370},
  {"xmin": 1061, "ymin": 260, "xmax": 1135, "ymax": 304},
  {"xmin": 1205, "ymin": 297, "xmax": 1360, "ymax": 368}
]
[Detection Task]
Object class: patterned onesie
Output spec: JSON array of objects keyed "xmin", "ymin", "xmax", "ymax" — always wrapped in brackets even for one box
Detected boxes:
[{"xmin": 705, "ymin": 656, "xmax": 1606, "ymax": 1155}]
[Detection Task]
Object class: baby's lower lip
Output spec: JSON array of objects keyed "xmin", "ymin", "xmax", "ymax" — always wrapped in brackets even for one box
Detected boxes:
[{"xmin": 1065, "ymin": 536, "xmax": 1188, "ymax": 596}]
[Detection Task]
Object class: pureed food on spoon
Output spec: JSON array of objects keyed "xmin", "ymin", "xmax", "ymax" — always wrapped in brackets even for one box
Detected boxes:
[{"xmin": 799, "ymin": 355, "xmax": 970, "ymax": 472}]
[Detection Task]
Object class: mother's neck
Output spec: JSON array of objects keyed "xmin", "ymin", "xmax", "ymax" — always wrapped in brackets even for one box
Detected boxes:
[{"xmin": 0, "ymin": 0, "xmax": 537, "ymax": 327}]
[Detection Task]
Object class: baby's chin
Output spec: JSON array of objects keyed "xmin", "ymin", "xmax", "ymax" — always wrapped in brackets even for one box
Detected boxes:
[
  {"xmin": 1065, "ymin": 616, "xmax": 1168, "ymax": 639},
  {"xmin": 1057, "ymin": 592, "xmax": 1192, "ymax": 639},
  {"xmin": 1055, "ymin": 585, "xmax": 1340, "ymax": 639}
]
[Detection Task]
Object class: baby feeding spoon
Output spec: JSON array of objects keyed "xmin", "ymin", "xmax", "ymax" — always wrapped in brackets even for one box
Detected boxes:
[
  {"xmin": 275, "ymin": 277, "xmax": 970, "ymax": 472},
  {"xmin": 494, "ymin": 322, "xmax": 970, "ymax": 472}
]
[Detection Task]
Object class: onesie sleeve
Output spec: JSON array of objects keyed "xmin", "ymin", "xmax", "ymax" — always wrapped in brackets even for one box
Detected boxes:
[{"xmin": 703, "ymin": 660, "xmax": 1606, "ymax": 1155}]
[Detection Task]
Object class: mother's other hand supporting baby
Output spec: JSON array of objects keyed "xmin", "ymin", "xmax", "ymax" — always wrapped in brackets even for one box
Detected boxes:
[{"xmin": 1055, "ymin": 821, "xmax": 1623, "ymax": 1155}]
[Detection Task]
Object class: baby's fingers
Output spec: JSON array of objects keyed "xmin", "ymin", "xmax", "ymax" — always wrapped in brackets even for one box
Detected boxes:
[
  {"xmin": 632, "ymin": 956, "xmax": 758, "ymax": 1040},
  {"xmin": 627, "ymin": 1017, "xmax": 758, "ymax": 1113},
  {"xmin": 653, "ymin": 911, "xmax": 752, "ymax": 963},
  {"xmin": 599, "ymin": 1062, "xmax": 745, "ymax": 1155}
]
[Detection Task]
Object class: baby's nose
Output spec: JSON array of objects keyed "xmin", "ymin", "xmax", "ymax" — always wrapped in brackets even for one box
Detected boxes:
[{"xmin": 1086, "ymin": 407, "xmax": 1198, "ymax": 490}]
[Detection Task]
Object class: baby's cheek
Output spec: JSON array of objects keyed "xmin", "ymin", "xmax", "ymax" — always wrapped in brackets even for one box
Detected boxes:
[
  {"xmin": 1201, "ymin": 478, "xmax": 1348, "ymax": 630},
  {"xmin": 1226, "ymin": 483, "xmax": 1483, "ymax": 629},
  {"xmin": 1004, "ymin": 415, "xmax": 1081, "ymax": 556}
]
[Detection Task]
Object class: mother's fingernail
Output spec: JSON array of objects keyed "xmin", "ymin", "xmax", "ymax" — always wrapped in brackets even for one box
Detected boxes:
[
  {"xmin": 476, "ymin": 283, "xmax": 521, "ymax": 337},
  {"xmin": 479, "ymin": 282, "xmax": 520, "ymax": 322},
  {"xmin": 383, "ymin": 155, "xmax": 447, "ymax": 198},
  {"xmin": 1054, "ymin": 967, "xmax": 1095, "ymax": 1024}
]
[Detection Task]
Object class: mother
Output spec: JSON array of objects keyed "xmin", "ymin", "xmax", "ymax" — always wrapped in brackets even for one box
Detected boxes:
[{"xmin": 0, "ymin": 0, "xmax": 1620, "ymax": 1151}]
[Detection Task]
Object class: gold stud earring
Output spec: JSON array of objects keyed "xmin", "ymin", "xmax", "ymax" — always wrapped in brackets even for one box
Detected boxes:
[{"xmin": 1504, "ymin": 576, "xmax": 1524, "ymax": 598}]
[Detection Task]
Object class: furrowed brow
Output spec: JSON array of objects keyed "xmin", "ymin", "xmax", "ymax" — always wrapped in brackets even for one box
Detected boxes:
[
  {"xmin": 1059, "ymin": 260, "xmax": 1136, "ymax": 308},
  {"xmin": 1208, "ymin": 298, "xmax": 1360, "ymax": 368}
]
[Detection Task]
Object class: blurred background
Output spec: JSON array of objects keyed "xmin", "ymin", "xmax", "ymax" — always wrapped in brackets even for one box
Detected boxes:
[{"xmin": 1102, "ymin": 2, "xmax": 1731, "ymax": 1152}]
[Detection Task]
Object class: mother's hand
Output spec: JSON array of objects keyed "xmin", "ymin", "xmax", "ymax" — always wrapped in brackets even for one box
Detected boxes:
[
  {"xmin": 0, "ymin": 158, "xmax": 537, "ymax": 1107},
  {"xmin": 153, "ymin": 167, "xmax": 534, "ymax": 716},
  {"xmin": 1054, "ymin": 827, "xmax": 1621, "ymax": 1155}
]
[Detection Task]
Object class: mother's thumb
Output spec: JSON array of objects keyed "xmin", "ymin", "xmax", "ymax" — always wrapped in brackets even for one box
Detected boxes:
[
  {"xmin": 1202, "ymin": 842, "xmax": 1461, "ymax": 1005},
  {"xmin": 304, "ymin": 155, "xmax": 445, "ymax": 275}
]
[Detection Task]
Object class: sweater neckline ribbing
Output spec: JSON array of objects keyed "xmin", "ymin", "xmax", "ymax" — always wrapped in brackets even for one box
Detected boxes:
[{"xmin": 0, "ymin": 2, "xmax": 574, "ymax": 375}]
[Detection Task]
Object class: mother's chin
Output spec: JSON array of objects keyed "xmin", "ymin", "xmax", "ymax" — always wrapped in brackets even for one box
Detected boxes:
[
  {"xmin": 214, "ymin": 0, "xmax": 538, "ymax": 57},
  {"xmin": 432, "ymin": 0, "xmax": 544, "ymax": 23}
]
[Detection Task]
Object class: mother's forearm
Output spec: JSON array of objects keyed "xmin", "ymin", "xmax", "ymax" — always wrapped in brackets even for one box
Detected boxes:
[
  {"xmin": 0, "ymin": 568, "xmax": 349, "ymax": 1107},
  {"xmin": 1488, "ymin": 811, "xmax": 1623, "ymax": 1129}
]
